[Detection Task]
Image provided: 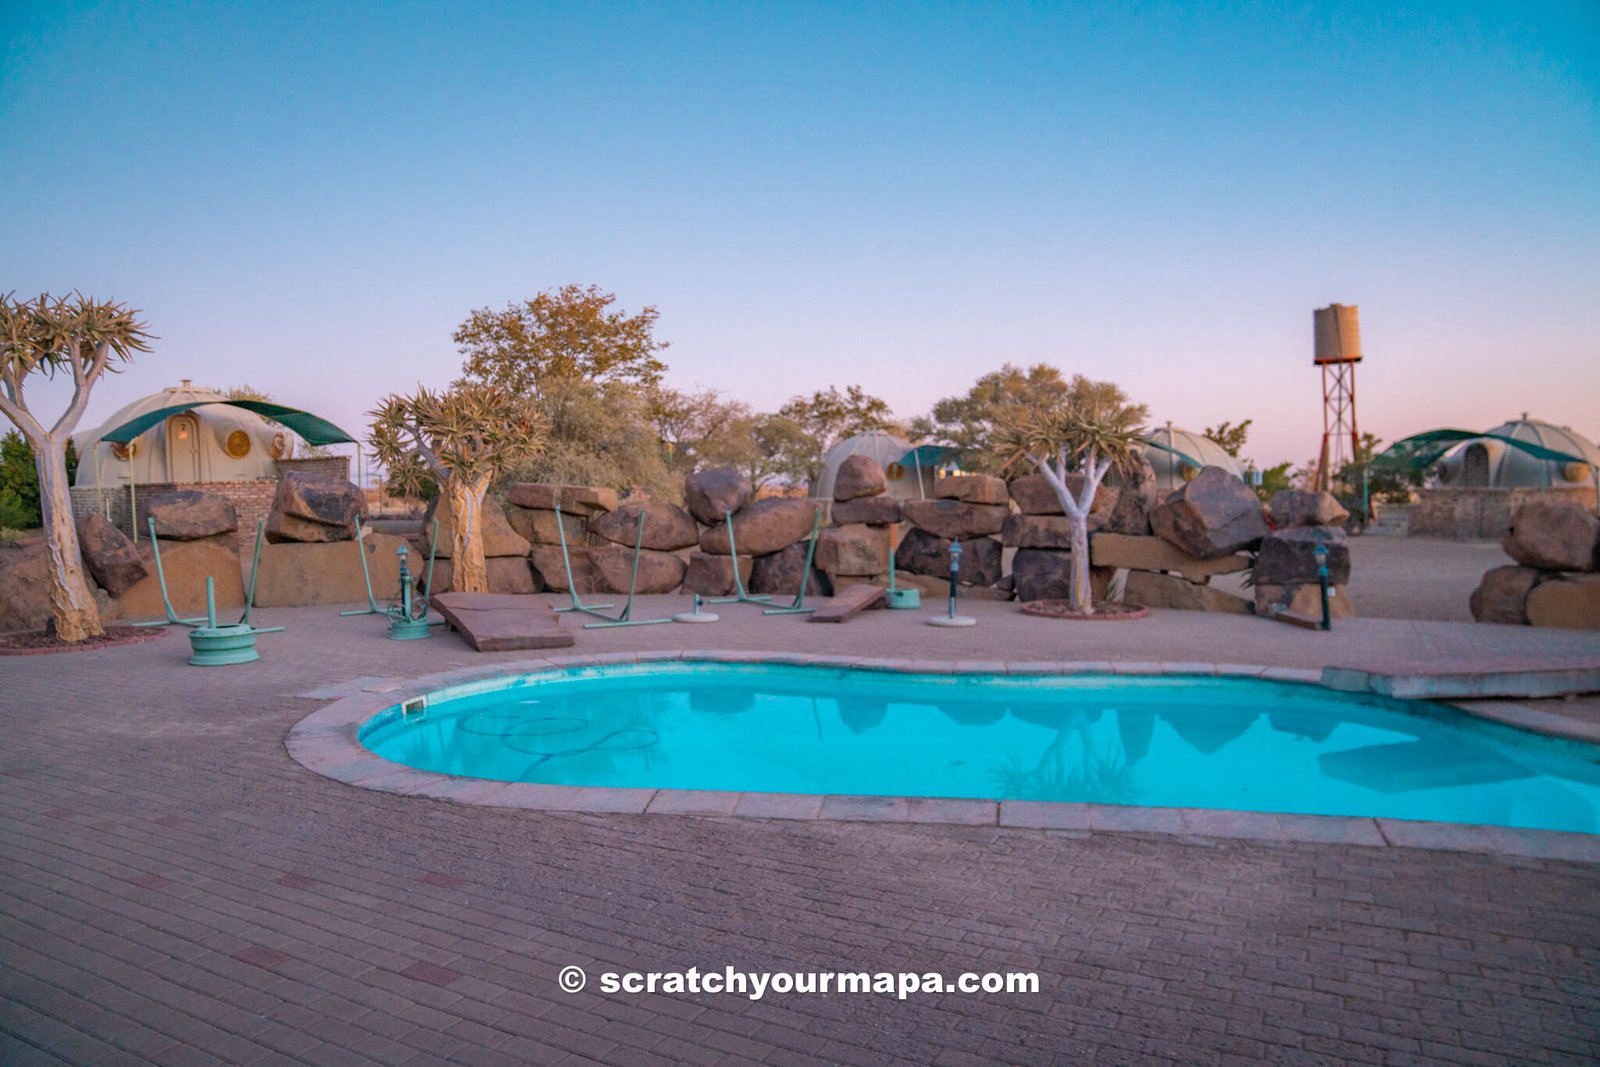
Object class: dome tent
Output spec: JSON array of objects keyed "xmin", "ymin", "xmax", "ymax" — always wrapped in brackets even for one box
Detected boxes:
[
  {"xmin": 1140, "ymin": 424, "xmax": 1244, "ymax": 493},
  {"xmin": 1431, "ymin": 416, "xmax": 1599, "ymax": 490},
  {"xmin": 812, "ymin": 431, "xmax": 939, "ymax": 501},
  {"xmin": 74, "ymin": 382, "xmax": 296, "ymax": 488}
]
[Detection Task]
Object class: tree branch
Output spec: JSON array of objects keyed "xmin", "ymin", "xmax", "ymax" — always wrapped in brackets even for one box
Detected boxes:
[
  {"xmin": 407, "ymin": 422, "xmax": 449, "ymax": 481},
  {"xmin": 0, "ymin": 389, "xmax": 47, "ymax": 443},
  {"xmin": 52, "ymin": 340, "xmax": 110, "ymax": 436}
]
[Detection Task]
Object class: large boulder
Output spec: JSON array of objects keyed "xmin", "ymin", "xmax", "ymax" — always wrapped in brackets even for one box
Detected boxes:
[
  {"xmin": 933, "ymin": 474, "xmax": 1008, "ymax": 505},
  {"xmin": 528, "ymin": 545, "xmax": 599, "ymax": 594},
  {"xmin": 681, "ymin": 552, "xmax": 753, "ymax": 597},
  {"xmin": 1010, "ymin": 548, "xmax": 1113, "ymax": 603},
  {"xmin": 505, "ymin": 507, "xmax": 588, "ymax": 547},
  {"xmin": 589, "ymin": 546, "xmax": 687, "ymax": 595},
  {"xmin": 589, "ymin": 498, "xmax": 699, "ymax": 552},
  {"xmin": 1270, "ymin": 490, "xmax": 1350, "ymax": 529},
  {"xmin": 698, "ymin": 498, "xmax": 822, "ymax": 556},
  {"xmin": 0, "ymin": 542, "xmax": 50, "ymax": 632},
  {"xmin": 1469, "ymin": 565, "xmax": 1544, "ymax": 625},
  {"xmin": 428, "ymin": 496, "xmax": 532, "ymax": 558},
  {"xmin": 76, "ymin": 513, "xmax": 148, "ymax": 596},
  {"xmin": 1124, "ymin": 570, "xmax": 1251, "ymax": 614},
  {"xmin": 684, "ymin": 466, "xmax": 753, "ymax": 526},
  {"xmin": 252, "ymin": 534, "xmax": 407, "ymax": 607},
  {"xmin": 1254, "ymin": 583, "xmax": 1357, "ymax": 624},
  {"xmin": 895, "ymin": 528, "xmax": 1002, "ymax": 586},
  {"xmin": 268, "ymin": 472, "xmax": 364, "ymax": 540},
  {"xmin": 1089, "ymin": 532, "xmax": 1249, "ymax": 583},
  {"xmin": 504, "ymin": 483, "xmax": 618, "ymax": 516},
  {"xmin": 266, "ymin": 511, "xmax": 352, "ymax": 544},
  {"xmin": 1008, "ymin": 472, "xmax": 1119, "ymax": 517},
  {"xmin": 120, "ymin": 541, "xmax": 244, "ymax": 620},
  {"xmin": 830, "ymin": 496, "xmax": 902, "ymax": 526},
  {"xmin": 1007, "ymin": 474, "xmax": 1065, "ymax": 515},
  {"xmin": 427, "ymin": 557, "xmax": 539, "ymax": 596},
  {"xmin": 1001, "ymin": 514, "xmax": 1084, "ymax": 550},
  {"xmin": 832, "ymin": 455, "xmax": 888, "ymax": 501},
  {"xmin": 147, "ymin": 490, "xmax": 237, "ymax": 541},
  {"xmin": 816, "ymin": 524, "xmax": 889, "ymax": 576},
  {"xmin": 1103, "ymin": 458, "xmax": 1159, "ymax": 536},
  {"xmin": 1253, "ymin": 527, "xmax": 1352, "ymax": 586},
  {"xmin": 749, "ymin": 542, "xmax": 833, "ymax": 599},
  {"xmin": 1502, "ymin": 498, "xmax": 1600, "ymax": 572},
  {"xmin": 1149, "ymin": 466, "xmax": 1269, "ymax": 559},
  {"xmin": 900, "ymin": 499, "xmax": 1008, "ymax": 540},
  {"xmin": 1525, "ymin": 574, "xmax": 1600, "ymax": 630}
]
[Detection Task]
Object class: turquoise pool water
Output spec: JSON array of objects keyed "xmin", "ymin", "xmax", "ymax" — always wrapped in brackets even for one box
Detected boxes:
[{"xmin": 360, "ymin": 663, "xmax": 1600, "ymax": 834}]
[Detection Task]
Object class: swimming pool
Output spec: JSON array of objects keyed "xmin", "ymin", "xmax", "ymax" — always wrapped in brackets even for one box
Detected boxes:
[{"xmin": 359, "ymin": 662, "xmax": 1600, "ymax": 835}]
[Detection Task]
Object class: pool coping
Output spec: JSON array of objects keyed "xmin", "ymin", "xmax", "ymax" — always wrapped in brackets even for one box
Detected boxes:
[{"xmin": 284, "ymin": 651, "xmax": 1600, "ymax": 864}]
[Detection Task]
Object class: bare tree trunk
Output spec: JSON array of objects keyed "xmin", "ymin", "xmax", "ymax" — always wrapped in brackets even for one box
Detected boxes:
[
  {"xmin": 445, "ymin": 474, "xmax": 491, "ymax": 593},
  {"xmin": 1068, "ymin": 514, "xmax": 1093, "ymax": 614},
  {"xmin": 36, "ymin": 434, "xmax": 103, "ymax": 641}
]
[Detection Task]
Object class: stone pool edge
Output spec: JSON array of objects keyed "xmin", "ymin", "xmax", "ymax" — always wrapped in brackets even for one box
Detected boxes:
[{"xmin": 284, "ymin": 651, "xmax": 1600, "ymax": 864}]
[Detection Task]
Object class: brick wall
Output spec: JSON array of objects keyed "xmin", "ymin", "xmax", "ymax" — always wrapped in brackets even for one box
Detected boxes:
[
  {"xmin": 1409, "ymin": 487, "xmax": 1597, "ymax": 539},
  {"xmin": 275, "ymin": 457, "xmax": 350, "ymax": 481}
]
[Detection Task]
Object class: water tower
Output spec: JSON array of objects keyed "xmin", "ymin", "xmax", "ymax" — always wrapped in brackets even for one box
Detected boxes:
[{"xmin": 1312, "ymin": 303, "xmax": 1362, "ymax": 491}]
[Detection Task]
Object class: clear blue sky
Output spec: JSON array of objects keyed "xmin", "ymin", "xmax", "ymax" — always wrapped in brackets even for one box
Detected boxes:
[{"xmin": 4, "ymin": 1, "xmax": 1597, "ymax": 471}]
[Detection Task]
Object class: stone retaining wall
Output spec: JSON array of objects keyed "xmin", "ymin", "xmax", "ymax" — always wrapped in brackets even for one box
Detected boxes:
[{"xmin": 1410, "ymin": 487, "xmax": 1596, "ymax": 540}]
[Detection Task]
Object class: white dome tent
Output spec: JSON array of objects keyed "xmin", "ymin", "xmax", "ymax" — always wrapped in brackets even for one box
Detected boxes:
[
  {"xmin": 1431, "ymin": 416, "xmax": 1599, "ymax": 490},
  {"xmin": 74, "ymin": 382, "xmax": 298, "ymax": 488},
  {"xmin": 1140, "ymin": 424, "xmax": 1244, "ymax": 493},
  {"xmin": 70, "ymin": 380, "xmax": 357, "ymax": 541},
  {"xmin": 812, "ymin": 431, "xmax": 941, "ymax": 501}
]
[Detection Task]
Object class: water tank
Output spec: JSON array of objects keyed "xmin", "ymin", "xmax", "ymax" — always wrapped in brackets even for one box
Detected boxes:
[{"xmin": 1313, "ymin": 304, "xmax": 1363, "ymax": 364}]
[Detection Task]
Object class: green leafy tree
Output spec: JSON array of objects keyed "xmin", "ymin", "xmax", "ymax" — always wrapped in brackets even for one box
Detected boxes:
[
  {"xmin": 914, "ymin": 363, "xmax": 1072, "ymax": 473},
  {"xmin": 456, "ymin": 286, "xmax": 677, "ymax": 496},
  {"xmin": 648, "ymin": 386, "xmax": 758, "ymax": 480},
  {"xmin": 0, "ymin": 430, "xmax": 77, "ymax": 528},
  {"xmin": 992, "ymin": 377, "xmax": 1148, "ymax": 615},
  {"xmin": 0, "ymin": 293, "xmax": 152, "ymax": 641},
  {"xmin": 774, "ymin": 385, "xmax": 899, "ymax": 489},
  {"xmin": 1202, "ymin": 419, "xmax": 1252, "ymax": 459},
  {"xmin": 455, "ymin": 284, "xmax": 667, "ymax": 402},
  {"xmin": 368, "ymin": 383, "xmax": 546, "ymax": 592},
  {"xmin": 1255, "ymin": 461, "xmax": 1294, "ymax": 503}
]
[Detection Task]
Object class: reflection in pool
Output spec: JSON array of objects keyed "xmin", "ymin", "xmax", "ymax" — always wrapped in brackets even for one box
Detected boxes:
[{"xmin": 360, "ymin": 663, "xmax": 1600, "ymax": 834}]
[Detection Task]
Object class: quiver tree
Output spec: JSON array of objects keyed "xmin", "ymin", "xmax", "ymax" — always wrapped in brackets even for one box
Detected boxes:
[
  {"xmin": 368, "ymin": 383, "xmax": 547, "ymax": 592},
  {"xmin": 0, "ymin": 293, "xmax": 152, "ymax": 641},
  {"xmin": 992, "ymin": 377, "xmax": 1147, "ymax": 615}
]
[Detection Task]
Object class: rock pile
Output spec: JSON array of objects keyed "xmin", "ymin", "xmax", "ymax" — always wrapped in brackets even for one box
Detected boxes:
[
  {"xmin": 1248, "ymin": 489, "xmax": 1355, "ymax": 623},
  {"xmin": 895, "ymin": 474, "xmax": 1009, "ymax": 599},
  {"xmin": 1080, "ymin": 467, "xmax": 1268, "ymax": 614},
  {"xmin": 1471, "ymin": 498, "xmax": 1600, "ymax": 628},
  {"xmin": 811, "ymin": 457, "xmax": 894, "ymax": 594},
  {"xmin": 120, "ymin": 488, "xmax": 248, "ymax": 618},
  {"xmin": 690, "ymin": 475, "xmax": 821, "ymax": 596},
  {"xmin": 503, "ymin": 483, "xmax": 617, "ymax": 595}
]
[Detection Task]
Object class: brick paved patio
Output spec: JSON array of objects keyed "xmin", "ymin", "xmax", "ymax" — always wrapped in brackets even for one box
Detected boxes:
[{"xmin": 3, "ymin": 601, "xmax": 1599, "ymax": 1065}]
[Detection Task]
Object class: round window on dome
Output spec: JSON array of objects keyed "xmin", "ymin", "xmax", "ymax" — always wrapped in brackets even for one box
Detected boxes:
[
  {"xmin": 1181, "ymin": 464, "xmax": 1199, "ymax": 482},
  {"xmin": 1564, "ymin": 461, "xmax": 1591, "ymax": 484},
  {"xmin": 225, "ymin": 429, "xmax": 252, "ymax": 459},
  {"xmin": 109, "ymin": 441, "xmax": 137, "ymax": 461}
]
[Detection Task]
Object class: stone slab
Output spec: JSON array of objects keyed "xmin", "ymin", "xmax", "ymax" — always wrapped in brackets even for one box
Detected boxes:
[{"xmin": 428, "ymin": 592, "xmax": 575, "ymax": 651}]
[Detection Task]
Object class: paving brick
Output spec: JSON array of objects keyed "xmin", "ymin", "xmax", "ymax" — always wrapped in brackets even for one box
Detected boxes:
[{"xmin": 1, "ymin": 602, "xmax": 1597, "ymax": 1066}]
